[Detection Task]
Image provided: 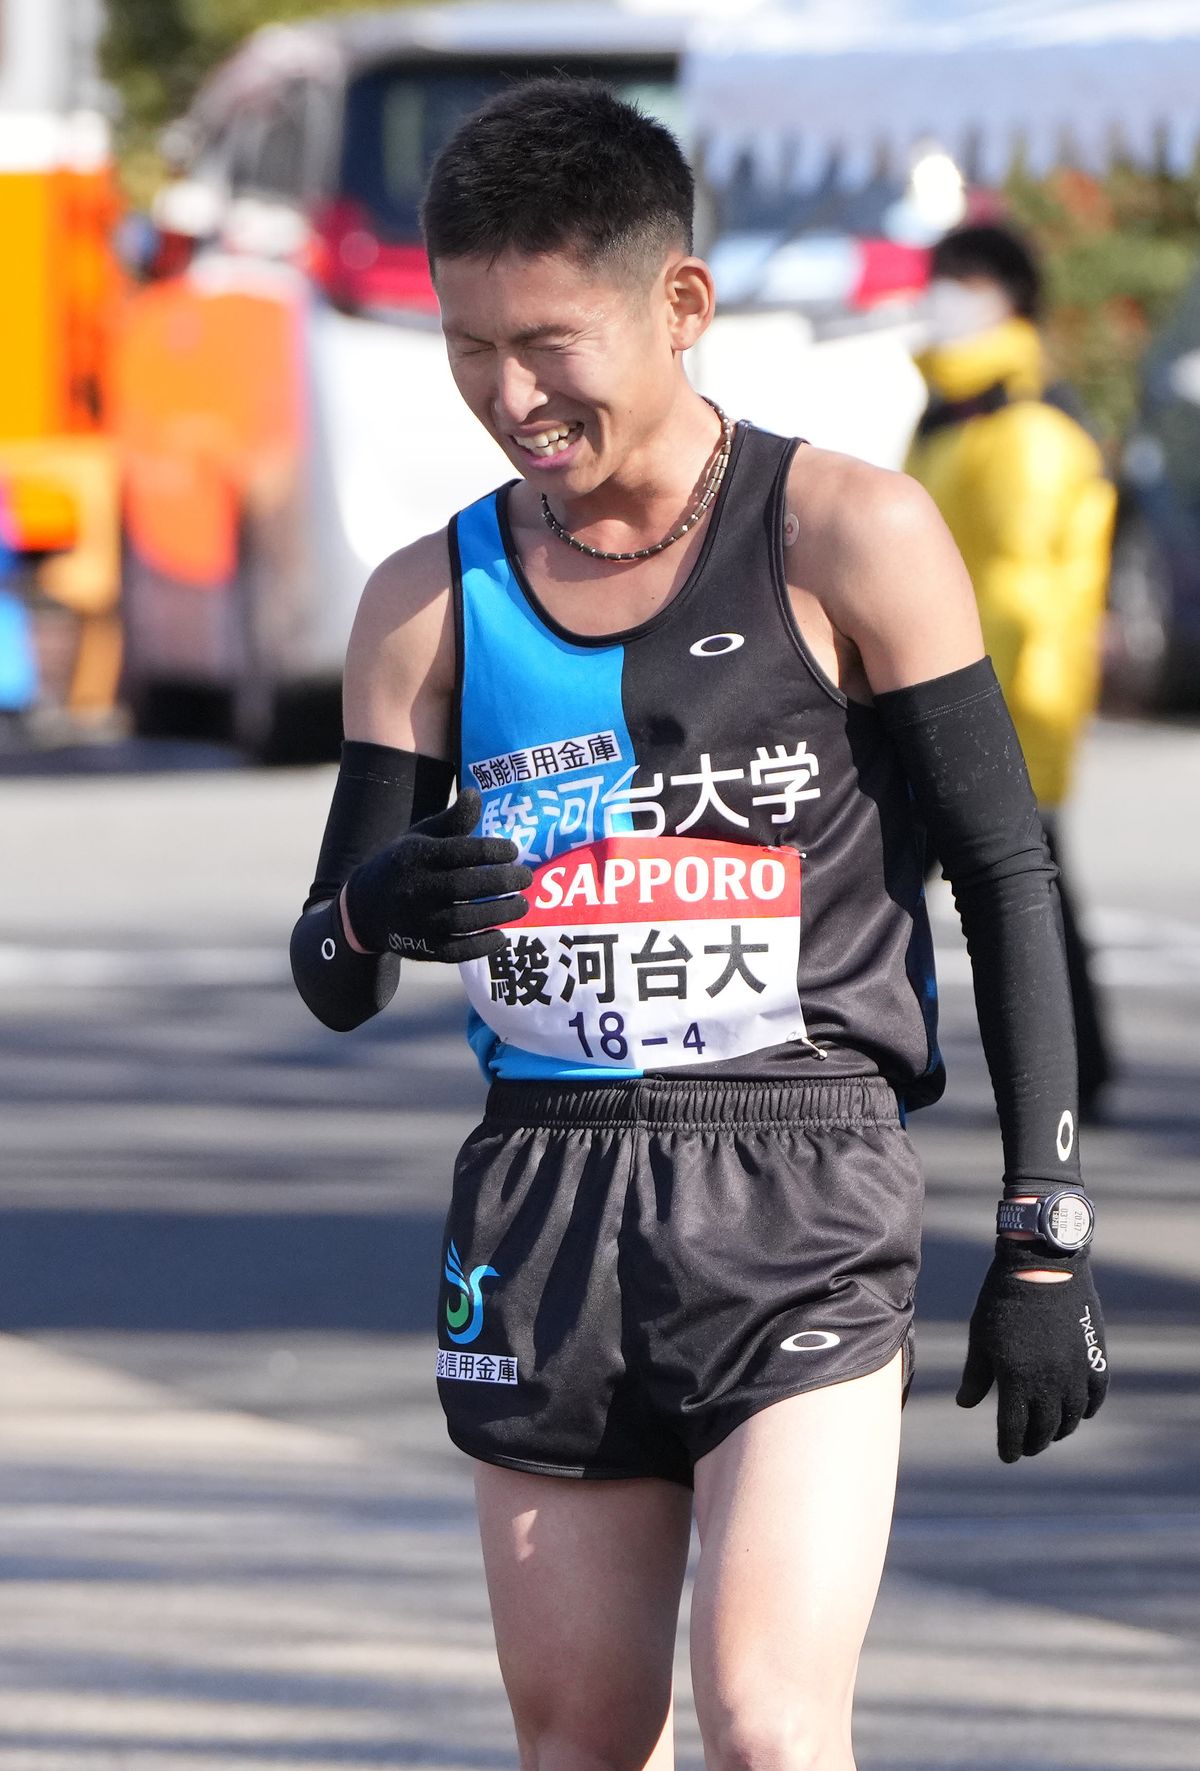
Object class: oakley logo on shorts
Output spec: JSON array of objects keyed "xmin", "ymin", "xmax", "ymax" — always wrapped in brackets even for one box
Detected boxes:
[
  {"xmin": 444, "ymin": 1240, "xmax": 499, "ymax": 1346},
  {"xmin": 779, "ymin": 1329, "xmax": 842, "ymax": 1353}
]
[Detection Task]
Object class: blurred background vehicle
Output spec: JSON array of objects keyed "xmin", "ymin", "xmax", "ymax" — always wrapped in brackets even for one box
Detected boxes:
[
  {"xmin": 114, "ymin": 0, "xmax": 945, "ymax": 764},
  {"xmin": 98, "ymin": 0, "xmax": 1200, "ymax": 758},
  {"xmin": 1106, "ymin": 267, "xmax": 1200, "ymax": 712},
  {"xmin": 0, "ymin": 0, "xmax": 124, "ymax": 741}
]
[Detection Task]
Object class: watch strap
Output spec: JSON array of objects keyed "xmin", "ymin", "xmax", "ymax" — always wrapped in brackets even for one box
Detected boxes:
[{"xmin": 997, "ymin": 1198, "xmax": 1042, "ymax": 1237}]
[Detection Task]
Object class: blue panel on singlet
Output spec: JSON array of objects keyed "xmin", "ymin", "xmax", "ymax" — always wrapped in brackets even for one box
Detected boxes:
[{"xmin": 455, "ymin": 491, "xmax": 642, "ymax": 1081}]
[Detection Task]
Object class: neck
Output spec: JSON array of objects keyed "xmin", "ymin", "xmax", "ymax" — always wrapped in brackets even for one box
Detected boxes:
[{"xmin": 546, "ymin": 387, "xmax": 725, "ymax": 551}]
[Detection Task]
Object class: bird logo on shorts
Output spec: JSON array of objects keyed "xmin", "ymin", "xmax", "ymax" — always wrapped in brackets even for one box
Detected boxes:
[{"xmin": 444, "ymin": 1240, "xmax": 500, "ymax": 1346}]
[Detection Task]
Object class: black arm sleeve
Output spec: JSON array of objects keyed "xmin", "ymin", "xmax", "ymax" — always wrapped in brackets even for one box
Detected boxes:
[
  {"xmin": 875, "ymin": 658, "xmax": 1081, "ymax": 1189},
  {"xmin": 289, "ymin": 741, "xmax": 455, "ymax": 1031}
]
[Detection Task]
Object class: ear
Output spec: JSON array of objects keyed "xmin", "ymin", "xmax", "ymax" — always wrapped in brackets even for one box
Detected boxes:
[{"xmin": 664, "ymin": 256, "xmax": 716, "ymax": 352}]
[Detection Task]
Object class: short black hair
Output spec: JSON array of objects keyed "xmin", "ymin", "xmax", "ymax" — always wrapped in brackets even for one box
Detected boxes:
[
  {"xmin": 930, "ymin": 223, "xmax": 1043, "ymax": 321},
  {"xmin": 421, "ymin": 77, "xmax": 694, "ymax": 277}
]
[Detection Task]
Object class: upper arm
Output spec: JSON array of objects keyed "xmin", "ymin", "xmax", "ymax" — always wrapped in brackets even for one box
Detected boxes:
[
  {"xmin": 798, "ymin": 454, "xmax": 984, "ymax": 695},
  {"xmin": 342, "ymin": 527, "xmax": 456, "ymax": 756}
]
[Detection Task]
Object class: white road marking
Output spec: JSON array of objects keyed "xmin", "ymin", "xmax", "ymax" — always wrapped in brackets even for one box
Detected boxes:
[
  {"xmin": 1, "ymin": 907, "xmax": 1199, "ymax": 992},
  {"xmin": 0, "ymin": 946, "xmax": 291, "ymax": 988}
]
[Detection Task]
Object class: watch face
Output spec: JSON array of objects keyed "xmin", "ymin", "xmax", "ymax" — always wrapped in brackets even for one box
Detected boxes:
[{"xmin": 1047, "ymin": 1193, "xmax": 1093, "ymax": 1250}]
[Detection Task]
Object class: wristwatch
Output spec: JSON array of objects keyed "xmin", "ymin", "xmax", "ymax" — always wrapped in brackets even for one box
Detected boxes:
[{"xmin": 997, "ymin": 1189, "xmax": 1095, "ymax": 1253}]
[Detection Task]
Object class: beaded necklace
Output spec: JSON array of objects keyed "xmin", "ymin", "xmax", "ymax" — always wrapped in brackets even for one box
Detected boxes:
[{"xmin": 538, "ymin": 399, "xmax": 733, "ymax": 563}]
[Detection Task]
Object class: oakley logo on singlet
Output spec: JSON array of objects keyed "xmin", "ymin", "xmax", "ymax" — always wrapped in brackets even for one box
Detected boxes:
[
  {"xmin": 779, "ymin": 1329, "xmax": 842, "ymax": 1353},
  {"xmin": 689, "ymin": 632, "xmax": 745, "ymax": 657},
  {"xmin": 443, "ymin": 1240, "xmax": 499, "ymax": 1346}
]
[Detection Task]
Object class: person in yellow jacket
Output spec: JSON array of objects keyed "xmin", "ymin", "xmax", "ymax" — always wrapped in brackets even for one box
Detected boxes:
[{"xmin": 907, "ymin": 222, "xmax": 1117, "ymax": 1114}]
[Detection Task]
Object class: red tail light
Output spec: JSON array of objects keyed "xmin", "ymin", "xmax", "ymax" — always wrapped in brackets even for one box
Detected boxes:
[
  {"xmin": 851, "ymin": 240, "xmax": 931, "ymax": 311},
  {"xmin": 307, "ymin": 199, "xmax": 439, "ymax": 316}
]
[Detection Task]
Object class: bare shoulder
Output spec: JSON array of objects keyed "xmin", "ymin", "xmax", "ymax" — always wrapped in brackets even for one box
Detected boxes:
[
  {"xmin": 787, "ymin": 445, "xmax": 958, "ymax": 587},
  {"xmin": 343, "ymin": 526, "xmax": 455, "ymax": 754},
  {"xmin": 786, "ymin": 444, "xmax": 983, "ymax": 693}
]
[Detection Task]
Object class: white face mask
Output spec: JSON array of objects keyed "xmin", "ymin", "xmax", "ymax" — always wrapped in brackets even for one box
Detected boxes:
[{"xmin": 922, "ymin": 278, "xmax": 1014, "ymax": 345}]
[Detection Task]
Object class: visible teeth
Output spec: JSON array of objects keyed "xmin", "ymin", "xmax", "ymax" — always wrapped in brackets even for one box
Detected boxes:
[{"xmin": 519, "ymin": 423, "xmax": 580, "ymax": 454}]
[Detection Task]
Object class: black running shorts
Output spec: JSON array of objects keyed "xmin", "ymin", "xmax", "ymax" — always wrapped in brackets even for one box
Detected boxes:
[{"xmin": 436, "ymin": 1076, "xmax": 922, "ymax": 1487}]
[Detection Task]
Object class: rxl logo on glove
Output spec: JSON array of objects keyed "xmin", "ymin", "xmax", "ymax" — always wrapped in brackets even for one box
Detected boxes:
[{"xmin": 1080, "ymin": 1305, "xmax": 1107, "ymax": 1373}]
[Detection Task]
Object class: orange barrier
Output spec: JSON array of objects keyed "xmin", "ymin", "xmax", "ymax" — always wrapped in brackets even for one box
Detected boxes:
[
  {"xmin": 0, "ymin": 141, "xmax": 125, "ymax": 713},
  {"xmin": 115, "ymin": 279, "xmax": 305, "ymax": 590}
]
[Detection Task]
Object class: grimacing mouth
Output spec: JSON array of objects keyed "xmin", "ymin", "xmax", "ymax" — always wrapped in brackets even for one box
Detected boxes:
[{"xmin": 511, "ymin": 421, "xmax": 585, "ymax": 457}]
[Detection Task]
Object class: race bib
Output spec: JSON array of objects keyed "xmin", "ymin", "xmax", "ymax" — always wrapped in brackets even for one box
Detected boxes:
[{"xmin": 460, "ymin": 835, "xmax": 807, "ymax": 1070}]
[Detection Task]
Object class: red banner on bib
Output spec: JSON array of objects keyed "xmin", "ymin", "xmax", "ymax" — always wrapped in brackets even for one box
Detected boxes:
[{"xmin": 506, "ymin": 836, "xmax": 801, "ymax": 929}]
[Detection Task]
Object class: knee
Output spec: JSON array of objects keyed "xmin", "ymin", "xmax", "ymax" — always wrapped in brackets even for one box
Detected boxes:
[
  {"xmin": 704, "ymin": 1706, "xmax": 850, "ymax": 1771},
  {"xmin": 514, "ymin": 1712, "xmax": 668, "ymax": 1771}
]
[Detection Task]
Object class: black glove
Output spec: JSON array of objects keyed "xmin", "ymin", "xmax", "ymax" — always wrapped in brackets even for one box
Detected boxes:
[
  {"xmin": 343, "ymin": 787, "xmax": 532, "ymax": 963},
  {"xmin": 956, "ymin": 1238, "xmax": 1109, "ymax": 1463}
]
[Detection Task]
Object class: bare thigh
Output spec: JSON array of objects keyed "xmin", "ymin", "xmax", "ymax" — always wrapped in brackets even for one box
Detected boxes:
[
  {"xmin": 690, "ymin": 1353, "xmax": 904, "ymax": 1771},
  {"xmin": 475, "ymin": 1462, "xmax": 694, "ymax": 1771}
]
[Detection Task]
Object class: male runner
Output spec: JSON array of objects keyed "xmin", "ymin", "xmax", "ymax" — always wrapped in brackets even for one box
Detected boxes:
[{"xmin": 292, "ymin": 82, "xmax": 1108, "ymax": 1771}]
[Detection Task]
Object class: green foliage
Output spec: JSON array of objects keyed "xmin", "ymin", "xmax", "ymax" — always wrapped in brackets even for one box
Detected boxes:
[
  {"xmin": 103, "ymin": 0, "xmax": 418, "ymax": 200},
  {"xmin": 1005, "ymin": 160, "xmax": 1200, "ymax": 449},
  {"xmin": 182, "ymin": 0, "xmax": 416, "ymax": 74},
  {"xmin": 102, "ymin": 0, "xmax": 199, "ymax": 129}
]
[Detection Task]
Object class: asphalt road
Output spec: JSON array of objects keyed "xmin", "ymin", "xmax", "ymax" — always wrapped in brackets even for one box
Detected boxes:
[{"xmin": 1, "ymin": 717, "xmax": 1199, "ymax": 1771}]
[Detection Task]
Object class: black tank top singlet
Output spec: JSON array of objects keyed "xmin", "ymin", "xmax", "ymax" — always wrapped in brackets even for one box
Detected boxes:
[{"xmin": 450, "ymin": 421, "xmax": 943, "ymax": 1106}]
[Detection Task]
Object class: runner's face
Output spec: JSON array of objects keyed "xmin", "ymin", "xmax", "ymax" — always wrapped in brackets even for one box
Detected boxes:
[{"xmin": 436, "ymin": 248, "xmax": 699, "ymax": 489}]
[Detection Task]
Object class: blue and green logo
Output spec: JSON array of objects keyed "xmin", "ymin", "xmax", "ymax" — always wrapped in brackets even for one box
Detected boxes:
[{"xmin": 444, "ymin": 1240, "xmax": 499, "ymax": 1345}]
